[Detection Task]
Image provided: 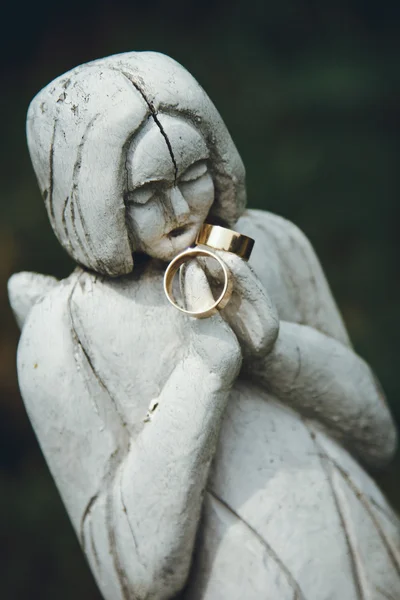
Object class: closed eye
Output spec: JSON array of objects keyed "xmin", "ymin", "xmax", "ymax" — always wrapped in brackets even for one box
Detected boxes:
[
  {"xmin": 179, "ymin": 160, "xmax": 208, "ymax": 183},
  {"xmin": 125, "ymin": 182, "xmax": 156, "ymax": 205}
]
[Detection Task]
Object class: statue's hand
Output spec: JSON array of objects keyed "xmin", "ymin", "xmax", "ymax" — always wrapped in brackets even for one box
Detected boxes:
[
  {"xmin": 199, "ymin": 250, "xmax": 279, "ymax": 362},
  {"xmin": 181, "ymin": 259, "xmax": 242, "ymax": 385}
]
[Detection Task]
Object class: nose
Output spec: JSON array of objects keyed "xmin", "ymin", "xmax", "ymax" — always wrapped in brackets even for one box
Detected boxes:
[{"xmin": 167, "ymin": 187, "xmax": 190, "ymax": 222}]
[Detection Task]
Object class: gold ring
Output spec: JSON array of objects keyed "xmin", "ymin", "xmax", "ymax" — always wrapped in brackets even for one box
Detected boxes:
[
  {"xmin": 163, "ymin": 247, "xmax": 233, "ymax": 319},
  {"xmin": 196, "ymin": 223, "xmax": 255, "ymax": 261}
]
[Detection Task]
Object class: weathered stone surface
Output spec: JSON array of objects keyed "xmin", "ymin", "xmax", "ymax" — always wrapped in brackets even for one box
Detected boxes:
[{"xmin": 8, "ymin": 52, "xmax": 400, "ymax": 599}]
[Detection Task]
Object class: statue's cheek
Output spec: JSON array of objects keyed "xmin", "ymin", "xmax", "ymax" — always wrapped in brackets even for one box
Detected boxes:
[
  {"xmin": 179, "ymin": 174, "xmax": 214, "ymax": 215},
  {"xmin": 126, "ymin": 199, "xmax": 166, "ymax": 248}
]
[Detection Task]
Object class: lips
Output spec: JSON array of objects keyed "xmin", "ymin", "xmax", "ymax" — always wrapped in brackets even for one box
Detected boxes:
[{"xmin": 167, "ymin": 223, "xmax": 192, "ymax": 238}]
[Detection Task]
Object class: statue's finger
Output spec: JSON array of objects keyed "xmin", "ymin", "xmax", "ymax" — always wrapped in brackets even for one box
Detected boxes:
[
  {"xmin": 180, "ymin": 259, "xmax": 215, "ymax": 313},
  {"xmin": 196, "ymin": 250, "xmax": 257, "ymax": 296},
  {"xmin": 213, "ymin": 251, "xmax": 279, "ymax": 357}
]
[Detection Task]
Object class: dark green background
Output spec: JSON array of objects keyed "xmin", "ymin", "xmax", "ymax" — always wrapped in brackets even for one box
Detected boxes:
[{"xmin": 1, "ymin": 1, "xmax": 399, "ymax": 598}]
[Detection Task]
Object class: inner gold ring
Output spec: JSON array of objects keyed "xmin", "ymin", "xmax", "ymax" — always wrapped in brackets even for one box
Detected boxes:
[
  {"xmin": 163, "ymin": 247, "xmax": 233, "ymax": 319},
  {"xmin": 196, "ymin": 223, "xmax": 255, "ymax": 261}
]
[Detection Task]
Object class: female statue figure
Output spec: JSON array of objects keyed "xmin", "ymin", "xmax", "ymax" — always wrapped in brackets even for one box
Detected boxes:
[{"xmin": 8, "ymin": 52, "xmax": 400, "ymax": 600}]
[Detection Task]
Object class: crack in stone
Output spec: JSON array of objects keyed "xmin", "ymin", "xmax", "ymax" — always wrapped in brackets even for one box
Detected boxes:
[{"xmin": 119, "ymin": 71, "xmax": 178, "ymax": 182}]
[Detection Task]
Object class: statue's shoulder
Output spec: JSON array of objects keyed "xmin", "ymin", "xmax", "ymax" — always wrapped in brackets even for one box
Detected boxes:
[
  {"xmin": 13, "ymin": 268, "xmax": 113, "ymax": 396},
  {"xmin": 14, "ymin": 269, "xmax": 125, "ymax": 526},
  {"xmin": 14, "ymin": 268, "xmax": 81, "ymax": 355},
  {"xmin": 14, "ymin": 269, "xmax": 117, "ymax": 428},
  {"xmin": 236, "ymin": 208, "xmax": 320, "ymax": 287},
  {"xmin": 8, "ymin": 268, "xmax": 105, "ymax": 332},
  {"xmin": 237, "ymin": 208, "xmax": 314, "ymax": 256},
  {"xmin": 8, "ymin": 270, "xmax": 60, "ymax": 329},
  {"xmin": 13, "ymin": 271, "xmax": 84, "ymax": 422}
]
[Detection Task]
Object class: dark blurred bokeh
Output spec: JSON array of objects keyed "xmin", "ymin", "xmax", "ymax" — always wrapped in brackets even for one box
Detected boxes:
[{"xmin": 1, "ymin": 1, "xmax": 399, "ymax": 598}]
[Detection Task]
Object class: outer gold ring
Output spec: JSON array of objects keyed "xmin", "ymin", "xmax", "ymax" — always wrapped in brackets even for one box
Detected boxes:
[
  {"xmin": 196, "ymin": 223, "xmax": 255, "ymax": 261},
  {"xmin": 163, "ymin": 247, "xmax": 233, "ymax": 319}
]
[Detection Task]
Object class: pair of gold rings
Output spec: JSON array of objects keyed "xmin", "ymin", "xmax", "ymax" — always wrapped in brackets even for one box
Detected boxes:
[{"xmin": 163, "ymin": 223, "xmax": 255, "ymax": 319}]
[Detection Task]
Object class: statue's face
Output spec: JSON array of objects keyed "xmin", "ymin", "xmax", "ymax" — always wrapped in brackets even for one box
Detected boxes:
[{"xmin": 125, "ymin": 115, "xmax": 214, "ymax": 261}]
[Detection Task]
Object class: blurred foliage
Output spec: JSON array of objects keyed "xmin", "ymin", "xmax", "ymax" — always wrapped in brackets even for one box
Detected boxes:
[{"xmin": 1, "ymin": 1, "xmax": 400, "ymax": 598}]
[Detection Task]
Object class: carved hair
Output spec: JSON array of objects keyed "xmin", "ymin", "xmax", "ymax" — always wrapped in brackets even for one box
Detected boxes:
[{"xmin": 27, "ymin": 51, "xmax": 246, "ymax": 276}]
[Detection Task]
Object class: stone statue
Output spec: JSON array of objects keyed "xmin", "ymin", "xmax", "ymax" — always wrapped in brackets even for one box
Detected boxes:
[{"xmin": 8, "ymin": 52, "xmax": 400, "ymax": 600}]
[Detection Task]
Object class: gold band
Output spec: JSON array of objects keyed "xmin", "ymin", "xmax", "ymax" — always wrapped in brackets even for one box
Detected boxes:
[
  {"xmin": 163, "ymin": 247, "xmax": 233, "ymax": 319},
  {"xmin": 196, "ymin": 223, "xmax": 255, "ymax": 261}
]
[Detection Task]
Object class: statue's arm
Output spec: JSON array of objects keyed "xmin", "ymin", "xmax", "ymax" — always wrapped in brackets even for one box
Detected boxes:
[
  {"xmin": 8, "ymin": 271, "xmax": 58, "ymax": 329},
  {"xmin": 101, "ymin": 352, "xmax": 237, "ymax": 598},
  {"xmin": 253, "ymin": 320, "xmax": 397, "ymax": 467},
  {"xmin": 95, "ymin": 263, "xmax": 245, "ymax": 599},
  {"xmin": 255, "ymin": 213, "xmax": 397, "ymax": 466},
  {"xmin": 16, "ymin": 266, "xmax": 243, "ymax": 600},
  {"xmin": 212, "ymin": 222, "xmax": 397, "ymax": 467}
]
